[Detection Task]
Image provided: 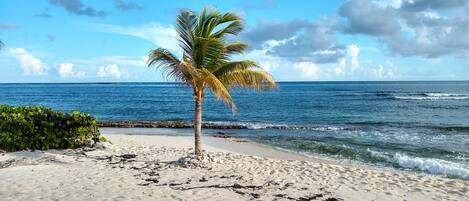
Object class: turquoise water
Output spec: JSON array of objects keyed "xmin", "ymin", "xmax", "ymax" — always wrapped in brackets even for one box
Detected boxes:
[{"xmin": 1, "ymin": 81, "xmax": 469, "ymax": 179}]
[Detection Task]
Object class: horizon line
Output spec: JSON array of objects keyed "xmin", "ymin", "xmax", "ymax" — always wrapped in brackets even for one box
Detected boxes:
[{"xmin": 1, "ymin": 80, "xmax": 469, "ymax": 84}]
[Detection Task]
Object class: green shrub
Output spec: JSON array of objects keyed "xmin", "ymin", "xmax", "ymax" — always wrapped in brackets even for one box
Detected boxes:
[{"xmin": 0, "ymin": 105, "xmax": 102, "ymax": 151}]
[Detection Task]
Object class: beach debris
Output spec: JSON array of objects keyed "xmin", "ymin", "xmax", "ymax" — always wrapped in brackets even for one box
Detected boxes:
[
  {"xmin": 279, "ymin": 182, "xmax": 294, "ymax": 190},
  {"xmin": 120, "ymin": 153, "xmax": 137, "ymax": 159},
  {"xmin": 0, "ymin": 153, "xmax": 55, "ymax": 169},
  {"xmin": 273, "ymin": 192, "xmax": 343, "ymax": 201},
  {"xmin": 97, "ymin": 120, "xmax": 249, "ymax": 129},
  {"xmin": 213, "ymin": 132, "xmax": 232, "ymax": 138},
  {"xmin": 82, "ymin": 141, "xmax": 109, "ymax": 152},
  {"xmin": 94, "ymin": 153, "xmax": 137, "ymax": 168},
  {"xmin": 170, "ymin": 153, "xmax": 216, "ymax": 168},
  {"xmin": 323, "ymin": 198, "xmax": 343, "ymax": 201},
  {"xmin": 199, "ymin": 177, "xmax": 208, "ymax": 182},
  {"xmin": 0, "ymin": 159, "xmax": 16, "ymax": 169}
]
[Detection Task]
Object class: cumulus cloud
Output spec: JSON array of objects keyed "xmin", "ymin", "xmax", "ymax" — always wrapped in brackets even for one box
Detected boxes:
[
  {"xmin": 339, "ymin": 0, "xmax": 401, "ymax": 36},
  {"xmin": 57, "ymin": 63, "xmax": 85, "ymax": 78},
  {"xmin": 242, "ymin": 19, "xmax": 310, "ymax": 49},
  {"xmin": 373, "ymin": 0, "xmax": 403, "ymax": 8},
  {"xmin": 372, "ymin": 65, "xmax": 396, "ymax": 79},
  {"xmin": 97, "ymin": 64, "xmax": 126, "ymax": 78},
  {"xmin": 293, "ymin": 62, "xmax": 320, "ymax": 80},
  {"xmin": 85, "ymin": 22, "xmax": 179, "ymax": 51},
  {"xmin": 335, "ymin": 44, "xmax": 361, "ymax": 75},
  {"xmin": 400, "ymin": 0, "xmax": 466, "ymax": 11},
  {"xmin": 338, "ymin": 0, "xmax": 469, "ymax": 58},
  {"xmin": 114, "ymin": 0, "xmax": 142, "ymax": 11},
  {"xmin": 345, "ymin": 44, "xmax": 360, "ymax": 70},
  {"xmin": 243, "ymin": 0, "xmax": 469, "ymax": 60},
  {"xmin": 9, "ymin": 48, "xmax": 47, "ymax": 75},
  {"xmin": 49, "ymin": 0, "xmax": 107, "ymax": 17},
  {"xmin": 242, "ymin": 18, "xmax": 344, "ymax": 63}
]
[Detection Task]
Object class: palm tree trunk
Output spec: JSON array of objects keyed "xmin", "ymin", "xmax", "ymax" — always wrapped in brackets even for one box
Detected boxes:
[{"xmin": 194, "ymin": 93, "xmax": 203, "ymax": 156}]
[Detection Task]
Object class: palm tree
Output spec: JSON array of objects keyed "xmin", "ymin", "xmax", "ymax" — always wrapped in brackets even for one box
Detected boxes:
[
  {"xmin": 147, "ymin": 7, "xmax": 276, "ymax": 156},
  {"xmin": 0, "ymin": 40, "xmax": 4, "ymax": 50}
]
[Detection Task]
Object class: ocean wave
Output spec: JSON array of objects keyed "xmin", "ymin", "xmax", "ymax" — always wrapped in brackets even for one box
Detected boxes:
[
  {"xmin": 361, "ymin": 149, "xmax": 469, "ymax": 179},
  {"xmin": 298, "ymin": 143, "xmax": 469, "ymax": 179},
  {"xmin": 209, "ymin": 121, "xmax": 348, "ymax": 131},
  {"xmin": 423, "ymin": 93, "xmax": 469, "ymax": 97},
  {"xmin": 393, "ymin": 153, "xmax": 469, "ymax": 179},
  {"xmin": 394, "ymin": 92, "xmax": 469, "ymax": 100},
  {"xmin": 394, "ymin": 96, "xmax": 469, "ymax": 100}
]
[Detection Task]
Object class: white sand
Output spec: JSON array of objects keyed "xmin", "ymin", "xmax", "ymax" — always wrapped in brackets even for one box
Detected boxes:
[{"xmin": 1, "ymin": 133, "xmax": 468, "ymax": 201}]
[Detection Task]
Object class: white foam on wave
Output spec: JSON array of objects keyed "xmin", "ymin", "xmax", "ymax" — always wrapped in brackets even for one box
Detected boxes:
[
  {"xmin": 393, "ymin": 153, "xmax": 469, "ymax": 179},
  {"xmin": 367, "ymin": 148, "xmax": 387, "ymax": 159},
  {"xmin": 205, "ymin": 121, "xmax": 347, "ymax": 130},
  {"xmin": 238, "ymin": 122, "xmax": 274, "ymax": 129},
  {"xmin": 424, "ymin": 93, "xmax": 469, "ymax": 97},
  {"xmin": 394, "ymin": 96, "xmax": 469, "ymax": 100}
]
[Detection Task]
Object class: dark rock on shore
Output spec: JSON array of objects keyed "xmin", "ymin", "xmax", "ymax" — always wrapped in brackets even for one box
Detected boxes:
[{"xmin": 97, "ymin": 120, "xmax": 248, "ymax": 129}]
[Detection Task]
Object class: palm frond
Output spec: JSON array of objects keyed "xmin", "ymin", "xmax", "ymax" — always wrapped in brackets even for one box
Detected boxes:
[
  {"xmin": 224, "ymin": 41, "xmax": 248, "ymax": 56},
  {"xmin": 192, "ymin": 36, "xmax": 225, "ymax": 70},
  {"xmin": 176, "ymin": 9, "xmax": 197, "ymax": 61},
  {"xmin": 213, "ymin": 60, "xmax": 260, "ymax": 77},
  {"xmin": 194, "ymin": 7, "xmax": 221, "ymax": 38},
  {"xmin": 220, "ymin": 69, "xmax": 277, "ymax": 90},
  {"xmin": 200, "ymin": 69, "xmax": 236, "ymax": 111},
  {"xmin": 212, "ymin": 19, "xmax": 243, "ymax": 38},
  {"xmin": 147, "ymin": 48, "xmax": 198, "ymax": 84}
]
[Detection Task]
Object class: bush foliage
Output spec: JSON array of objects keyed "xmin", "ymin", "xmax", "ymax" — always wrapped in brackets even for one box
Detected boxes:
[{"xmin": 0, "ymin": 105, "xmax": 102, "ymax": 151}]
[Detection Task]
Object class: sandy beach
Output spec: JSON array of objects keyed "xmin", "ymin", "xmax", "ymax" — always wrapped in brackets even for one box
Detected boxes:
[{"xmin": 1, "ymin": 133, "xmax": 468, "ymax": 201}]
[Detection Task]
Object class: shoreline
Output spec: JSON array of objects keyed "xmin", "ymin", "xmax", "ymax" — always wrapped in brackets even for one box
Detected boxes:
[
  {"xmin": 114, "ymin": 131, "xmax": 463, "ymax": 180},
  {"xmin": 101, "ymin": 127, "xmax": 469, "ymax": 180},
  {"xmin": 1, "ymin": 133, "xmax": 468, "ymax": 200}
]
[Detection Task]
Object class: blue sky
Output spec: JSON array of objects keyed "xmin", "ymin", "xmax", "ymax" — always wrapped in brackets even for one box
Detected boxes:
[{"xmin": 1, "ymin": 0, "xmax": 468, "ymax": 82}]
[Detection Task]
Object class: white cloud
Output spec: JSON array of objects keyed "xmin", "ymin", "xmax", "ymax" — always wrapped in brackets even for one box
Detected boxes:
[
  {"xmin": 418, "ymin": 10, "xmax": 441, "ymax": 19},
  {"xmin": 293, "ymin": 61, "xmax": 320, "ymax": 80},
  {"xmin": 346, "ymin": 44, "xmax": 360, "ymax": 70},
  {"xmin": 9, "ymin": 48, "xmax": 47, "ymax": 75},
  {"xmin": 99, "ymin": 56, "xmax": 146, "ymax": 67},
  {"xmin": 373, "ymin": 0, "xmax": 402, "ymax": 8},
  {"xmin": 334, "ymin": 44, "xmax": 360, "ymax": 76},
  {"xmin": 69, "ymin": 56, "xmax": 146, "ymax": 69},
  {"xmin": 335, "ymin": 58, "xmax": 346, "ymax": 75},
  {"xmin": 244, "ymin": 49, "xmax": 283, "ymax": 73},
  {"xmin": 57, "ymin": 63, "xmax": 85, "ymax": 78},
  {"xmin": 85, "ymin": 22, "xmax": 179, "ymax": 51},
  {"xmin": 372, "ymin": 63, "xmax": 397, "ymax": 79},
  {"xmin": 259, "ymin": 61, "xmax": 271, "ymax": 72},
  {"xmin": 97, "ymin": 64, "xmax": 126, "ymax": 78}
]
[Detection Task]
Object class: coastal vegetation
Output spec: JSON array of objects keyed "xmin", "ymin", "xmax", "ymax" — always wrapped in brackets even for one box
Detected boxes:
[
  {"xmin": 147, "ymin": 7, "xmax": 276, "ymax": 156},
  {"xmin": 0, "ymin": 105, "xmax": 102, "ymax": 151}
]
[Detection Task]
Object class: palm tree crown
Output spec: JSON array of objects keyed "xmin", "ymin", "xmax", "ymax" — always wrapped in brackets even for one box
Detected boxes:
[{"xmin": 147, "ymin": 7, "xmax": 276, "ymax": 156}]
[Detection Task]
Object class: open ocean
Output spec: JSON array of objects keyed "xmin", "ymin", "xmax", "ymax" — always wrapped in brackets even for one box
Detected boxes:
[{"xmin": 1, "ymin": 81, "xmax": 469, "ymax": 179}]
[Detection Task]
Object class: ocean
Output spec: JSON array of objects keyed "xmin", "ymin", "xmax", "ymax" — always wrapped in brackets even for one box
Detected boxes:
[{"xmin": 1, "ymin": 81, "xmax": 468, "ymax": 179}]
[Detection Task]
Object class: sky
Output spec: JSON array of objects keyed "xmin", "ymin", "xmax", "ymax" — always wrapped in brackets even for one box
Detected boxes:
[{"xmin": 0, "ymin": 0, "xmax": 468, "ymax": 83}]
